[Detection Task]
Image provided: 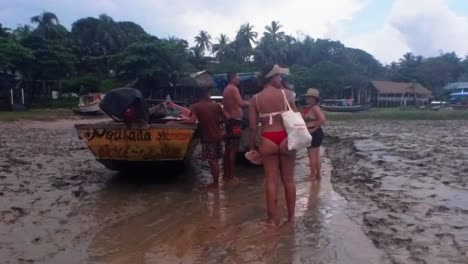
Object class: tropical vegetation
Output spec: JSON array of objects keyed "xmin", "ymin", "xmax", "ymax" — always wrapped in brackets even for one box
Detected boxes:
[{"xmin": 1, "ymin": 11, "xmax": 468, "ymax": 101}]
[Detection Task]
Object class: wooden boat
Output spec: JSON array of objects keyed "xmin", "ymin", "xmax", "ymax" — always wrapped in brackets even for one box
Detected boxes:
[
  {"xmin": 74, "ymin": 123, "xmax": 198, "ymax": 171},
  {"xmin": 320, "ymin": 99, "xmax": 371, "ymax": 112},
  {"xmin": 449, "ymin": 92, "xmax": 468, "ymax": 110},
  {"xmin": 451, "ymin": 104, "xmax": 468, "ymax": 110},
  {"xmin": 321, "ymin": 104, "xmax": 371, "ymax": 112},
  {"xmin": 74, "ymin": 93, "xmax": 105, "ymax": 115}
]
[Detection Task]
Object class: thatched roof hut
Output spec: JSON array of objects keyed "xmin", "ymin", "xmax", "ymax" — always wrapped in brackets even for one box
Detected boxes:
[
  {"xmin": 177, "ymin": 71, "xmax": 214, "ymax": 88},
  {"xmin": 371, "ymin": 81, "xmax": 432, "ymax": 96},
  {"xmin": 369, "ymin": 81, "xmax": 432, "ymax": 107}
]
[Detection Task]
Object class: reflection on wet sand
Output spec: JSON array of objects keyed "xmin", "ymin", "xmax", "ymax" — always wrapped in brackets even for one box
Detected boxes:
[
  {"xmin": 4, "ymin": 119, "xmax": 467, "ymax": 263},
  {"xmin": 87, "ymin": 148, "xmax": 387, "ymax": 264}
]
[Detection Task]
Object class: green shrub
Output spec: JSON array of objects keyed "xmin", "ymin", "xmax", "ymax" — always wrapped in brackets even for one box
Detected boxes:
[
  {"xmin": 100, "ymin": 79, "xmax": 121, "ymax": 92},
  {"xmin": 62, "ymin": 75, "xmax": 101, "ymax": 94},
  {"xmin": 28, "ymin": 97, "xmax": 78, "ymax": 109}
]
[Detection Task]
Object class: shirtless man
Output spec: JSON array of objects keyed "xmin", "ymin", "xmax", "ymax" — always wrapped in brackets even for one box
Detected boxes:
[
  {"xmin": 223, "ymin": 72, "xmax": 249, "ymax": 181},
  {"xmin": 190, "ymin": 88, "xmax": 226, "ymax": 190}
]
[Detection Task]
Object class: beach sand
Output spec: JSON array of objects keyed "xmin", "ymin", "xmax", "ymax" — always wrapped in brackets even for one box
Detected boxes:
[
  {"xmin": 327, "ymin": 120, "xmax": 468, "ymax": 264},
  {"xmin": 1, "ymin": 118, "xmax": 466, "ymax": 263}
]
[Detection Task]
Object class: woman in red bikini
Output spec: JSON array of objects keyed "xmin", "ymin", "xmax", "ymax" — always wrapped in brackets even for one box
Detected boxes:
[{"xmin": 248, "ymin": 64, "xmax": 298, "ymax": 228}]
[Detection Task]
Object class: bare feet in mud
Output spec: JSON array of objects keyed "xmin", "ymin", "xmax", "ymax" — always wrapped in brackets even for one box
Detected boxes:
[
  {"xmin": 258, "ymin": 219, "xmax": 277, "ymax": 228},
  {"xmin": 287, "ymin": 217, "xmax": 295, "ymax": 226},
  {"xmin": 279, "ymin": 218, "xmax": 296, "ymax": 230}
]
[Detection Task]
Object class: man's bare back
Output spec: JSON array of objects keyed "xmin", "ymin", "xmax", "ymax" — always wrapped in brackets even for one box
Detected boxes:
[{"xmin": 223, "ymin": 84, "xmax": 244, "ymax": 119}]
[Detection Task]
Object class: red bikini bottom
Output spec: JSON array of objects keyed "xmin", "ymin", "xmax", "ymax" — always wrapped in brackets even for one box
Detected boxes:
[{"xmin": 262, "ymin": 131, "xmax": 287, "ymax": 145}]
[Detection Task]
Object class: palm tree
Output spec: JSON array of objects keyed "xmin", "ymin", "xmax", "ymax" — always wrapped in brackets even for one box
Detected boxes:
[
  {"xmin": 30, "ymin": 11, "xmax": 60, "ymax": 39},
  {"xmin": 212, "ymin": 34, "xmax": 230, "ymax": 59},
  {"xmin": 236, "ymin": 23, "xmax": 257, "ymax": 49},
  {"xmin": 168, "ymin": 36, "xmax": 178, "ymax": 44},
  {"xmin": 234, "ymin": 23, "xmax": 257, "ymax": 62},
  {"xmin": 0, "ymin": 23, "xmax": 11, "ymax": 38},
  {"xmin": 265, "ymin": 21, "xmax": 285, "ymax": 42},
  {"xmin": 399, "ymin": 52, "xmax": 422, "ymax": 67},
  {"xmin": 194, "ymin": 30, "xmax": 212, "ymax": 55},
  {"xmin": 13, "ymin": 25, "xmax": 32, "ymax": 40},
  {"xmin": 30, "ymin": 11, "xmax": 59, "ymax": 26}
]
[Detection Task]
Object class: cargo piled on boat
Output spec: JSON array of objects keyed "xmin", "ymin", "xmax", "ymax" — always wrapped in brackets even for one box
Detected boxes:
[{"xmin": 75, "ymin": 88, "xmax": 198, "ymax": 171}]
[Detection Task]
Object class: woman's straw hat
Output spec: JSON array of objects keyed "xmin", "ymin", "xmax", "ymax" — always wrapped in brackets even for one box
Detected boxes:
[
  {"xmin": 303, "ymin": 88, "xmax": 321, "ymax": 101},
  {"xmin": 265, "ymin": 65, "xmax": 290, "ymax": 79}
]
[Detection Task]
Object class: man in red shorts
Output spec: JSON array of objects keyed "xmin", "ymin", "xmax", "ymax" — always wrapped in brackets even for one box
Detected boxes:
[{"xmin": 191, "ymin": 88, "xmax": 226, "ymax": 190}]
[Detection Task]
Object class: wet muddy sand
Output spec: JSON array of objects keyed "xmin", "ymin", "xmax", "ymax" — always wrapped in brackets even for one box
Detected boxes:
[
  {"xmin": 1, "ymin": 119, "xmax": 467, "ymax": 263},
  {"xmin": 328, "ymin": 120, "xmax": 468, "ymax": 264}
]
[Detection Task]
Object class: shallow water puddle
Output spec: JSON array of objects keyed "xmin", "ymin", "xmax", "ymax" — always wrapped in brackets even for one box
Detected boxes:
[{"xmin": 86, "ymin": 149, "xmax": 387, "ymax": 264}]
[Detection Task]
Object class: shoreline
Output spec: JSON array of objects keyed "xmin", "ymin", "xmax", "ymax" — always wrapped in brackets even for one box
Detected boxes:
[{"xmin": 1, "ymin": 118, "xmax": 468, "ymax": 263}]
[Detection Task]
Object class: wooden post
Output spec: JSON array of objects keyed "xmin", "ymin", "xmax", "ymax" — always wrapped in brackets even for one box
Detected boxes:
[
  {"xmin": 21, "ymin": 89, "xmax": 24, "ymax": 104},
  {"xmin": 10, "ymin": 89, "xmax": 14, "ymax": 105},
  {"xmin": 357, "ymin": 88, "xmax": 361, "ymax": 104},
  {"xmin": 366, "ymin": 85, "xmax": 369, "ymax": 105},
  {"xmin": 377, "ymin": 92, "xmax": 380, "ymax": 107},
  {"xmin": 42, "ymin": 81, "xmax": 46, "ymax": 98}
]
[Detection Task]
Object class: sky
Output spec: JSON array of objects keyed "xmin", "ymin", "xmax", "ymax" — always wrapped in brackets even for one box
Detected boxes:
[{"xmin": 1, "ymin": 0, "xmax": 468, "ymax": 64}]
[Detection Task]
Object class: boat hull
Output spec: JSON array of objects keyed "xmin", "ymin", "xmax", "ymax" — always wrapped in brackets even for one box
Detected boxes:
[
  {"xmin": 451, "ymin": 104, "xmax": 468, "ymax": 110},
  {"xmin": 80, "ymin": 101, "xmax": 101, "ymax": 112},
  {"xmin": 74, "ymin": 101, "xmax": 103, "ymax": 115},
  {"xmin": 75, "ymin": 123, "xmax": 198, "ymax": 171},
  {"xmin": 321, "ymin": 104, "xmax": 371, "ymax": 112}
]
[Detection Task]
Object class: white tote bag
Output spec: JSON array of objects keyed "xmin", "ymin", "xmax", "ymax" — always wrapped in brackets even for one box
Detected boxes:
[{"xmin": 281, "ymin": 90, "xmax": 312, "ymax": 150}]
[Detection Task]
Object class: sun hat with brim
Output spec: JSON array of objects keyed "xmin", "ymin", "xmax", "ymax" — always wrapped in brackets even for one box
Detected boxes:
[
  {"xmin": 303, "ymin": 88, "xmax": 321, "ymax": 101},
  {"xmin": 244, "ymin": 150, "xmax": 262, "ymax": 165},
  {"xmin": 265, "ymin": 65, "xmax": 290, "ymax": 79}
]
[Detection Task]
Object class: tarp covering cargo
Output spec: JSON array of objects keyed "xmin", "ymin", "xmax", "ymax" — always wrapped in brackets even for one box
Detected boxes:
[{"xmin": 99, "ymin": 88, "xmax": 149, "ymax": 122}]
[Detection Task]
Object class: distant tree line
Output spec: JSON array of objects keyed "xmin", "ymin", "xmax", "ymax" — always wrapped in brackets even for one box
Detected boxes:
[{"xmin": 1, "ymin": 11, "xmax": 467, "ymax": 99}]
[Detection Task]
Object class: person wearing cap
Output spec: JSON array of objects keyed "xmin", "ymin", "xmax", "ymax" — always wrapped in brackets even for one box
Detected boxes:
[
  {"xmin": 248, "ymin": 64, "xmax": 298, "ymax": 227},
  {"xmin": 302, "ymin": 88, "xmax": 326, "ymax": 181}
]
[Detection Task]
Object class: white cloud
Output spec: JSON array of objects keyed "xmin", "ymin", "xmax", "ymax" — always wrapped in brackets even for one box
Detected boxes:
[
  {"xmin": 342, "ymin": 0, "xmax": 468, "ymax": 64},
  {"xmin": 1, "ymin": 0, "xmax": 368, "ymax": 44},
  {"xmin": 6, "ymin": 0, "xmax": 468, "ymax": 65},
  {"xmin": 117, "ymin": 0, "xmax": 369, "ymax": 45},
  {"xmin": 344, "ymin": 23, "xmax": 410, "ymax": 64}
]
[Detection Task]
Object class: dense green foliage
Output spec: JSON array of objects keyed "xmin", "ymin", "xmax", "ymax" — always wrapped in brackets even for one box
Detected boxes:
[{"xmin": 2, "ymin": 12, "xmax": 468, "ymax": 100}]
